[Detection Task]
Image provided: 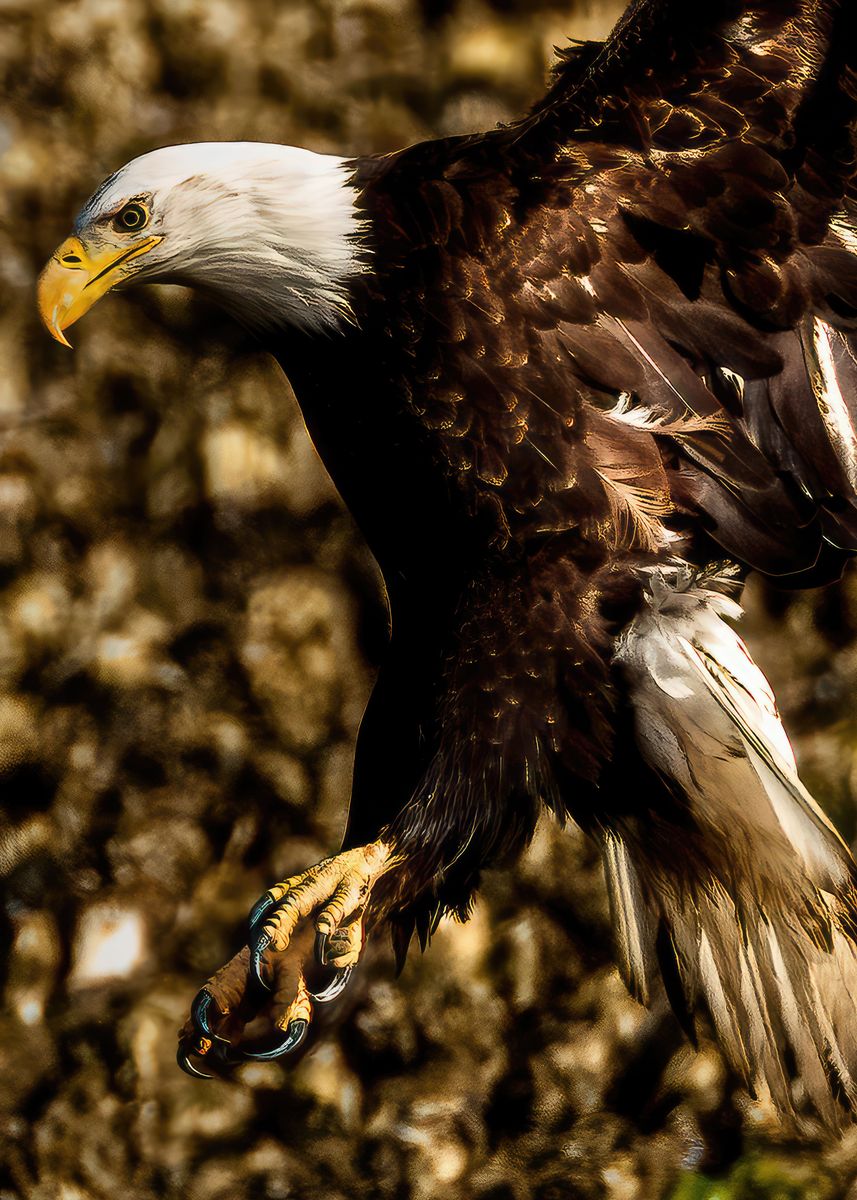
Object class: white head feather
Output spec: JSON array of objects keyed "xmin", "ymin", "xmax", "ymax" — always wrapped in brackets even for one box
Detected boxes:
[{"xmin": 75, "ymin": 142, "xmax": 369, "ymax": 334}]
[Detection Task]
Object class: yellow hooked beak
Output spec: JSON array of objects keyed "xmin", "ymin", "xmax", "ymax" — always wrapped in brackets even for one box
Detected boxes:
[{"xmin": 37, "ymin": 234, "xmax": 162, "ymax": 348}]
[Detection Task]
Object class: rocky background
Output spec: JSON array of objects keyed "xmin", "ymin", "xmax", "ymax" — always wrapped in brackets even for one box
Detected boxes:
[{"xmin": 2, "ymin": 0, "xmax": 857, "ymax": 1197}]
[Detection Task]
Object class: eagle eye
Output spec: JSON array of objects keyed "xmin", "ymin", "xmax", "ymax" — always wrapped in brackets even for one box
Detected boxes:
[{"xmin": 114, "ymin": 202, "xmax": 149, "ymax": 233}]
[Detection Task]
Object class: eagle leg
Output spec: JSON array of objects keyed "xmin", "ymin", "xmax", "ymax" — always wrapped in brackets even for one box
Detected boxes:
[{"xmin": 176, "ymin": 841, "xmax": 395, "ymax": 1075}]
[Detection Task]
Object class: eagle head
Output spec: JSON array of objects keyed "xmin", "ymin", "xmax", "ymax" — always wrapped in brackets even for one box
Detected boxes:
[{"xmin": 38, "ymin": 142, "xmax": 367, "ymax": 346}]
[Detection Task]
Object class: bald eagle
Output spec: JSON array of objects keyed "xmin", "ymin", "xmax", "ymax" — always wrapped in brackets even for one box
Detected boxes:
[{"xmin": 39, "ymin": 0, "xmax": 857, "ymax": 1126}]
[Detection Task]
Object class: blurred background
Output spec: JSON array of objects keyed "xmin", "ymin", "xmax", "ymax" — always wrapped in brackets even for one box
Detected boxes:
[{"xmin": 3, "ymin": 0, "xmax": 857, "ymax": 1197}]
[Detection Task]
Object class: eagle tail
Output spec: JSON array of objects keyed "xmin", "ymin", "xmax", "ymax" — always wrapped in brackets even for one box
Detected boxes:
[{"xmin": 607, "ymin": 563, "xmax": 857, "ymax": 1127}]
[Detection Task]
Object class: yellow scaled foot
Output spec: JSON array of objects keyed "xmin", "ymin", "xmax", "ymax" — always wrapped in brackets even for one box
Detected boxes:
[
  {"xmin": 250, "ymin": 841, "xmax": 393, "ymax": 982},
  {"xmin": 177, "ymin": 841, "xmax": 394, "ymax": 1076}
]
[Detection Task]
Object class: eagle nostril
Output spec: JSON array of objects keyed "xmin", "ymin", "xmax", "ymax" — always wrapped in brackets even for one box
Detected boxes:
[{"xmin": 61, "ymin": 254, "xmax": 82, "ymax": 264}]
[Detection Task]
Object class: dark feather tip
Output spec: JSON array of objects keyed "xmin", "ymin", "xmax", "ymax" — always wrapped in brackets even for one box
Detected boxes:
[{"xmin": 391, "ymin": 918, "xmax": 415, "ymax": 978}]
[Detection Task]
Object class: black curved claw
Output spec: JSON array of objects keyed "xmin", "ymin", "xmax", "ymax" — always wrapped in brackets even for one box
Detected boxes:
[
  {"xmin": 237, "ymin": 1019, "xmax": 309, "ymax": 1061},
  {"xmin": 190, "ymin": 987, "xmax": 230, "ymax": 1045},
  {"xmin": 309, "ymin": 965, "xmax": 353, "ymax": 1005},
  {"xmin": 315, "ymin": 929, "xmax": 329, "ymax": 967},
  {"xmin": 250, "ymin": 928, "xmax": 272, "ymax": 992},
  {"xmin": 177, "ymin": 1043, "xmax": 213, "ymax": 1080},
  {"xmin": 248, "ymin": 891, "xmax": 277, "ymax": 933}
]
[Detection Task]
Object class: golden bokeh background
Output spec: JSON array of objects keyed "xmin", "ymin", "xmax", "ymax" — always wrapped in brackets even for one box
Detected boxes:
[{"xmin": 3, "ymin": 1, "xmax": 857, "ymax": 1197}]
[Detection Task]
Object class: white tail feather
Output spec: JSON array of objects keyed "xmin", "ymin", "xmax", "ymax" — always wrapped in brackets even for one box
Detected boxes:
[
  {"xmin": 602, "ymin": 830, "xmax": 654, "ymax": 1005},
  {"xmin": 606, "ymin": 563, "xmax": 857, "ymax": 1127}
]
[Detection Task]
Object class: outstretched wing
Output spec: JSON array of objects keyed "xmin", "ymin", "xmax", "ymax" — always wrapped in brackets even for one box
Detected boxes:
[
  {"xmin": 518, "ymin": 0, "xmax": 857, "ymax": 581},
  {"xmin": 366, "ymin": 0, "xmax": 857, "ymax": 583}
]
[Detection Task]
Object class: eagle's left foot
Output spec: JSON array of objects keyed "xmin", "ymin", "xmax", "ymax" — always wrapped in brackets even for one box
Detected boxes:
[{"xmin": 177, "ymin": 841, "xmax": 395, "ymax": 1076}]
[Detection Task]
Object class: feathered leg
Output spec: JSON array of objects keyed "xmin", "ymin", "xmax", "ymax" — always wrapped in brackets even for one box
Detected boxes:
[
  {"xmin": 177, "ymin": 553, "xmax": 621, "ymax": 1074},
  {"xmin": 176, "ymin": 598, "xmax": 467, "ymax": 1072}
]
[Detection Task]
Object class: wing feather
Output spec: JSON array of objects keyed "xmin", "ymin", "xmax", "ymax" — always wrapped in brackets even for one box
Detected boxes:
[{"xmin": 367, "ymin": 0, "xmax": 857, "ymax": 571}]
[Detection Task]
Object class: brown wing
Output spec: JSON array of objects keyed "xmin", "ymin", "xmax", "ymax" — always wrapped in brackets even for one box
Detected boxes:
[{"xmin": 363, "ymin": 0, "xmax": 857, "ymax": 584}]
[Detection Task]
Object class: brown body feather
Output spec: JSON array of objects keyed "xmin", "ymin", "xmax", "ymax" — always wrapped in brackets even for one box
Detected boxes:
[{"xmin": 270, "ymin": 0, "xmax": 857, "ymax": 1123}]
